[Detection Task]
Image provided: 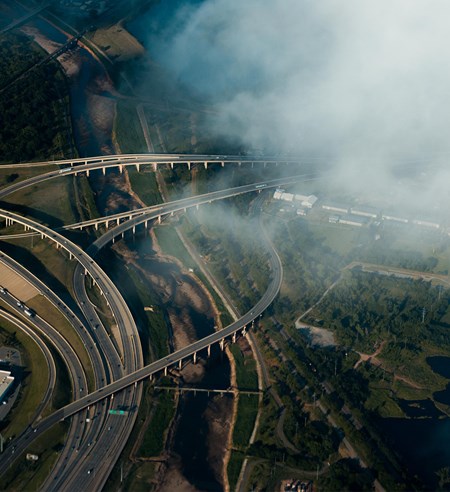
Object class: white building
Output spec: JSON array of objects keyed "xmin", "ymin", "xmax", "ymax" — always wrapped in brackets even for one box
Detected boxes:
[
  {"xmin": 274, "ymin": 190, "xmax": 318, "ymax": 208},
  {"xmin": 382, "ymin": 213, "xmax": 409, "ymax": 224},
  {"xmin": 0, "ymin": 370, "xmax": 14, "ymax": 402},
  {"xmin": 350, "ymin": 206, "xmax": 379, "ymax": 218},
  {"xmin": 339, "ymin": 214, "xmax": 369, "ymax": 227},
  {"xmin": 322, "ymin": 202, "xmax": 349, "ymax": 214},
  {"xmin": 412, "ymin": 219, "xmax": 440, "ymax": 229}
]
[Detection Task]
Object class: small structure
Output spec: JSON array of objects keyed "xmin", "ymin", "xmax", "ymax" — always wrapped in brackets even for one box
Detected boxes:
[
  {"xmin": 328, "ymin": 215, "xmax": 340, "ymax": 224},
  {"xmin": 26, "ymin": 453, "xmax": 39, "ymax": 461},
  {"xmin": 296, "ymin": 208, "xmax": 307, "ymax": 216}
]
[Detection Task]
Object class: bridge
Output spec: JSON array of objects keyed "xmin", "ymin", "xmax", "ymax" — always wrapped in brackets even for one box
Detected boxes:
[{"xmin": 0, "ymin": 153, "xmax": 303, "ymax": 483}]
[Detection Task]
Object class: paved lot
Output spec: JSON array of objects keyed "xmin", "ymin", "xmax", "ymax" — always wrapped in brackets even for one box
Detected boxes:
[{"xmin": 0, "ymin": 263, "xmax": 39, "ymax": 302}]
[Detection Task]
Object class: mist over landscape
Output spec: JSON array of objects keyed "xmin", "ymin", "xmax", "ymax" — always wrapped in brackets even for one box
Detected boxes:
[{"xmin": 139, "ymin": 0, "xmax": 450, "ymax": 212}]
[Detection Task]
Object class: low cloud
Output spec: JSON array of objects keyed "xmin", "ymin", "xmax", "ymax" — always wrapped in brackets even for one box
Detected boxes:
[{"xmin": 142, "ymin": 0, "xmax": 450, "ymax": 211}]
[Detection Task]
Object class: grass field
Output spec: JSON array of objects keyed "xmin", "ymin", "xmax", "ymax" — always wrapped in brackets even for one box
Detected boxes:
[{"xmin": 232, "ymin": 394, "xmax": 259, "ymax": 449}]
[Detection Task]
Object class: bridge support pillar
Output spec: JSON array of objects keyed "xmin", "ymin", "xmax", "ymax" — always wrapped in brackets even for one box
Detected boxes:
[
  {"xmin": 132, "ymin": 225, "xmax": 136, "ymax": 235},
  {"xmin": 102, "ymin": 167, "xmax": 106, "ymax": 176},
  {"xmin": 105, "ymin": 220, "xmax": 109, "ymax": 229},
  {"xmin": 112, "ymin": 236, "xmax": 115, "ymax": 244},
  {"xmin": 153, "ymin": 162, "xmax": 157, "ymax": 172},
  {"xmin": 221, "ymin": 161, "xmax": 224, "ymax": 167},
  {"xmin": 243, "ymin": 326, "xmax": 247, "ymax": 336},
  {"xmin": 179, "ymin": 359, "xmax": 182, "ymax": 370},
  {"xmin": 116, "ymin": 218, "xmax": 120, "ymax": 226},
  {"xmin": 187, "ymin": 162, "xmax": 191, "ymax": 171},
  {"xmin": 204, "ymin": 161, "xmax": 208, "ymax": 169},
  {"xmin": 220, "ymin": 338, "xmax": 225, "ymax": 351},
  {"xmin": 170, "ymin": 162, "xmax": 174, "ymax": 169},
  {"xmin": 69, "ymin": 252, "xmax": 73, "ymax": 260},
  {"xmin": 232, "ymin": 333, "xmax": 236, "ymax": 344},
  {"xmin": 121, "ymin": 232, "xmax": 124, "ymax": 239},
  {"xmin": 158, "ymin": 216, "xmax": 161, "ymax": 224},
  {"xmin": 95, "ymin": 222, "xmax": 98, "ymax": 230},
  {"xmin": 136, "ymin": 163, "xmax": 140, "ymax": 172},
  {"xmin": 119, "ymin": 164, "xmax": 123, "ymax": 173},
  {"xmin": 193, "ymin": 352, "xmax": 197, "ymax": 364},
  {"xmin": 149, "ymin": 374, "xmax": 153, "ymax": 382},
  {"xmin": 207, "ymin": 345, "xmax": 211, "ymax": 357},
  {"xmin": 164, "ymin": 366, "xmax": 167, "ymax": 376},
  {"xmin": 86, "ymin": 169, "xmax": 90, "ymax": 177}
]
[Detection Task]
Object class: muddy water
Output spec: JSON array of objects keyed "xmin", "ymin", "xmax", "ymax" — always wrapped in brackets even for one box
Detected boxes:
[{"xmin": 26, "ymin": 10, "xmax": 231, "ymax": 489}]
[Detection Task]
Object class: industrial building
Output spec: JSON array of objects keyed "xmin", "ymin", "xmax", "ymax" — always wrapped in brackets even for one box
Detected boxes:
[
  {"xmin": 350, "ymin": 205, "xmax": 380, "ymax": 218},
  {"xmin": 322, "ymin": 202, "xmax": 349, "ymax": 214},
  {"xmin": 273, "ymin": 190, "xmax": 318, "ymax": 208},
  {"xmin": 382, "ymin": 213, "xmax": 409, "ymax": 224},
  {"xmin": 339, "ymin": 214, "xmax": 369, "ymax": 227},
  {"xmin": 0, "ymin": 370, "xmax": 14, "ymax": 403},
  {"xmin": 412, "ymin": 219, "xmax": 440, "ymax": 229}
]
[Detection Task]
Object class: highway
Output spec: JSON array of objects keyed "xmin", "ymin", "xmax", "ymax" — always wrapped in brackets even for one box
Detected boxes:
[
  {"xmin": 0, "ymin": 308, "xmax": 56, "ymax": 423},
  {"xmin": 0, "ymin": 155, "xmax": 304, "ymax": 486}
]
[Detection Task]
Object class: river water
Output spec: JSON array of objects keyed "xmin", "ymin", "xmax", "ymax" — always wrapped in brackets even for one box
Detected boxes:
[{"xmin": 22, "ymin": 8, "xmax": 232, "ymax": 490}]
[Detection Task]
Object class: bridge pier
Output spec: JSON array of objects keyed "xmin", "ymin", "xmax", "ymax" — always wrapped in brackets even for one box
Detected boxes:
[
  {"xmin": 102, "ymin": 167, "xmax": 106, "ymax": 176},
  {"xmin": 153, "ymin": 162, "xmax": 157, "ymax": 172},
  {"xmin": 119, "ymin": 164, "xmax": 123, "ymax": 173},
  {"xmin": 179, "ymin": 359, "xmax": 182, "ymax": 370},
  {"xmin": 169, "ymin": 162, "xmax": 174, "ymax": 169},
  {"xmin": 164, "ymin": 366, "xmax": 168, "ymax": 376},
  {"xmin": 220, "ymin": 338, "xmax": 225, "ymax": 351},
  {"xmin": 187, "ymin": 162, "xmax": 191, "ymax": 171},
  {"xmin": 69, "ymin": 252, "xmax": 73, "ymax": 260},
  {"xmin": 86, "ymin": 169, "xmax": 90, "ymax": 177},
  {"xmin": 207, "ymin": 345, "xmax": 211, "ymax": 357},
  {"xmin": 158, "ymin": 215, "xmax": 161, "ymax": 224},
  {"xmin": 132, "ymin": 225, "xmax": 136, "ymax": 235},
  {"xmin": 204, "ymin": 161, "xmax": 208, "ymax": 169},
  {"xmin": 95, "ymin": 222, "xmax": 98, "ymax": 231},
  {"xmin": 105, "ymin": 220, "xmax": 109, "ymax": 229},
  {"xmin": 136, "ymin": 163, "xmax": 140, "ymax": 172},
  {"xmin": 112, "ymin": 236, "xmax": 115, "ymax": 244},
  {"xmin": 221, "ymin": 161, "xmax": 224, "ymax": 167},
  {"xmin": 193, "ymin": 352, "xmax": 197, "ymax": 364},
  {"xmin": 116, "ymin": 218, "xmax": 120, "ymax": 226},
  {"xmin": 232, "ymin": 333, "xmax": 236, "ymax": 344}
]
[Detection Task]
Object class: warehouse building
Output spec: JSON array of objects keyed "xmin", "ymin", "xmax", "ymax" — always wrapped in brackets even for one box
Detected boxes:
[
  {"xmin": 339, "ymin": 214, "xmax": 369, "ymax": 227},
  {"xmin": 382, "ymin": 213, "xmax": 409, "ymax": 223},
  {"xmin": 322, "ymin": 202, "xmax": 349, "ymax": 214},
  {"xmin": 350, "ymin": 205, "xmax": 380, "ymax": 218},
  {"xmin": 0, "ymin": 370, "xmax": 14, "ymax": 403},
  {"xmin": 412, "ymin": 219, "xmax": 440, "ymax": 229}
]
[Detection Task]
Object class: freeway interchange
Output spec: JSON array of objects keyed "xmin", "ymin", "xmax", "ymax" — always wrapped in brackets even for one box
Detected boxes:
[{"xmin": 0, "ymin": 154, "xmax": 309, "ymax": 487}]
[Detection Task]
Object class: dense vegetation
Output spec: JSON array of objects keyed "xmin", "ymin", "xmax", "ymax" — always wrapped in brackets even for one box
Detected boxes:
[{"xmin": 0, "ymin": 32, "xmax": 72, "ymax": 163}]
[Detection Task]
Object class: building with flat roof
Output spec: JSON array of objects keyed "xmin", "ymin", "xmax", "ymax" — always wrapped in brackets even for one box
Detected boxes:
[
  {"xmin": 412, "ymin": 219, "xmax": 440, "ymax": 229},
  {"xmin": 0, "ymin": 370, "xmax": 14, "ymax": 402},
  {"xmin": 382, "ymin": 213, "xmax": 409, "ymax": 224},
  {"xmin": 322, "ymin": 202, "xmax": 349, "ymax": 214},
  {"xmin": 339, "ymin": 214, "xmax": 369, "ymax": 227},
  {"xmin": 350, "ymin": 205, "xmax": 380, "ymax": 218}
]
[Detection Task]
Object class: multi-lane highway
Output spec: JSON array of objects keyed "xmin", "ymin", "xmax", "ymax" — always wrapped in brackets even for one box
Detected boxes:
[{"xmin": 0, "ymin": 153, "xmax": 303, "ymax": 486}]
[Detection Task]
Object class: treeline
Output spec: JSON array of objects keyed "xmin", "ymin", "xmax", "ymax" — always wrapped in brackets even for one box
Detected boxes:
[{"xmin": 0, "ymin": 32, "xmax": 72, "ymax": 163}]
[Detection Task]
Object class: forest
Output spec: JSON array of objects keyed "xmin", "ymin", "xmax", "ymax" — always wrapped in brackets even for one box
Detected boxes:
[{"xmin": 0, "ymin": 32, "xmax": 72, "ymax": 163}]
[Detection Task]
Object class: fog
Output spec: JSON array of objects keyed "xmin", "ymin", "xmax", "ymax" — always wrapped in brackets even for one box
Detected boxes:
[{"xmin": 138, "ymin": 0, "xmax": 450, "ymax": 213}]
